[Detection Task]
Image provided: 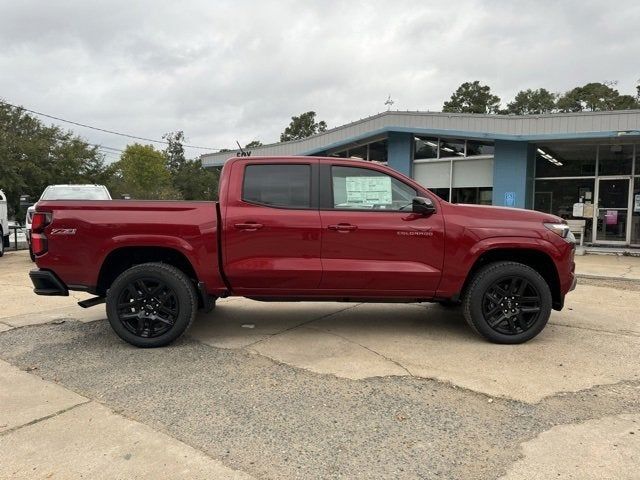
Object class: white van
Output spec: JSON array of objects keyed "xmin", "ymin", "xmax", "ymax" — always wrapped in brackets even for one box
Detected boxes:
[{"xmin": 0, "ymin": 190, "xmax": 9, "ymax": 257}]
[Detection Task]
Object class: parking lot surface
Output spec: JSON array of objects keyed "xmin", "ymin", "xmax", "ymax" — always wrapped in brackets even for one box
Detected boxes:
[{"xmin": 1, "ymin": 250, "xmax": 639, "ymax": 479}]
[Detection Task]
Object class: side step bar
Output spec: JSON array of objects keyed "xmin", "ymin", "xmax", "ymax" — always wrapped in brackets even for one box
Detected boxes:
[{"xmin": 78, "ymin": 296, "xmax": 106, "ymax": 309}]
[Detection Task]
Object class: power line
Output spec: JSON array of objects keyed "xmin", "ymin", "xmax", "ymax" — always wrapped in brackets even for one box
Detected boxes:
[{"xmin": 0, "ymin": 99, "xmax": 224, "ymax": 151}]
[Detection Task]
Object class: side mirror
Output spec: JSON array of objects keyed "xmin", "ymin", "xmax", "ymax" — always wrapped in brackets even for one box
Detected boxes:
[{"xmin": 412, "ymin": 196, "xmax": 436, "ymax": 215}]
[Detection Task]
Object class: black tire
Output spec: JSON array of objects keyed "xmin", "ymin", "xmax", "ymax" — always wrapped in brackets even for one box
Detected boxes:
[
  {"xmin": 0, "ymin": 229, "xmax": 5, "ymax": 257},
  {"xmin": 106, "ymin": 262, "xmax": 198, "ymax": 348},
  {"xmin": 462, "ymin": 261, "xmax": 552, "ymax": 344}
]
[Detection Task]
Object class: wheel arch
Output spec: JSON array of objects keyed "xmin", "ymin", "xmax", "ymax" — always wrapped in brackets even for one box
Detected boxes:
[
  {"xmin": 461, "ymin": 248, "xmax": 562, "ymax": 310},
  {"xmin": 96, "ymin": 246, "xmax": 198, "ymax": 297}
]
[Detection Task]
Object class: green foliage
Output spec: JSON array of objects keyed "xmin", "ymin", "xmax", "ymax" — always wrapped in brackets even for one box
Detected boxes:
[
  {"xmin": 107, "ymin": 144, "xmax": 179, "ymax": 200},
  {"xmin": 556, "ymin": 82, "xmax": 640, "ymax": 112},
  {"xmin": 280, "ymin": 111, "xmax": 327, "ymax": 142},
  {"xmin": 163, "ymin": 131, "xmax": 187, "ymax": 174},
  {"xmin": 0, "ymin": 101, "xmax": 107, "ymax": 218},
  {"xmin": 506, "ymin": 88, "xmax": 556, "ymax": 115},
  {"xmin": 442, "ymin": 81, "xmax": 501, "ymax": 114},
  {"xmin": 245, "ymin": 140, "xmax": 262, "ymax": 149},
  {"xmin": 162, "ymin": 130, "xmax": 219, "ymax": 200}
]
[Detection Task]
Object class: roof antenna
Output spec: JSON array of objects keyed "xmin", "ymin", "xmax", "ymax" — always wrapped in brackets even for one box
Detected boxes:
[
  {"xmin": 236, "ymin": 140, "xmax": 246, "ymax": 156},
  {"xmin": 384, "ymin": 94, "xmax": 394, "ymax": 111}
]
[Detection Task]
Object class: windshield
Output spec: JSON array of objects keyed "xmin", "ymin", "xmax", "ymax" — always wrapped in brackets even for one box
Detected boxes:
[{"xmin": 41, "ymin": 186, "xmax": 110, "ymax": 200}]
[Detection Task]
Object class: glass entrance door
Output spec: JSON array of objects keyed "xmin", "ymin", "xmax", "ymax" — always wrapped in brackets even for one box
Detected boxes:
[{"xmin": 594, "ymin": 178, "xmax": 630, "ymax": 244}]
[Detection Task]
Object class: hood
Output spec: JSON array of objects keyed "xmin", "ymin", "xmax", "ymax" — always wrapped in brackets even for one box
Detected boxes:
[{"xmin": 446, "ymin": 203, "xmax": 563, "ymax": 224}]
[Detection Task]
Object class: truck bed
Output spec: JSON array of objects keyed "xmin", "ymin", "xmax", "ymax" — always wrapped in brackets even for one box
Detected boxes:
[{"xmin": 34, "ymin": 200, "xmax": 226, "ymax": 296}]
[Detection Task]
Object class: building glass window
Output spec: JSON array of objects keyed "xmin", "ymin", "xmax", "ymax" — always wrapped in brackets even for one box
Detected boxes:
[
  {"xmin": 535, "ymin": 143, "xmax": 596, "ymax": 177},
  {"xmin": 414, "ymin": 136, "xmax": 439, "ymax": 160},
  {"xmin": 429, "ymin": 188, "xmax": 450, "ymax": 202},
  {"xmin": 368, "ymin": 139, "xmax": 388, "ymax": 162},
  {"xmin": 439, "ymin": 138, "xmax": 466, "ymax": 158},
  {"xmin": 325, "ymin": 138, "xmax": 388, "ymax": 163},
  {"xmin": 598, "ymin": 144, "xmax": 633, "ymax": 176},
  {"xmin": 466, "ymin": 140, "xmax": 495, "ymax": 156},
  {"xmin": 452, "ymin": 187, "xmax": 493, "ymax": 205}
]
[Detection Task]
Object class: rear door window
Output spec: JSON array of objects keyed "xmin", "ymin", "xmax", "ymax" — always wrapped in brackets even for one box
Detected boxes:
[{"xmin": 243, "ymin": 164, "xmax": 311, "ymax": 208}]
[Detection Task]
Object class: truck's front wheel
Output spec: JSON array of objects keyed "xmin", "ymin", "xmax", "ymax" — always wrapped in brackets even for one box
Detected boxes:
[
  {"xmin": 106, "ymin": 262, "xmax": 197, "ymax": 348},
  {"xmin": 462, "ymin": 261, "xmax": 552, "ymax": 344}
]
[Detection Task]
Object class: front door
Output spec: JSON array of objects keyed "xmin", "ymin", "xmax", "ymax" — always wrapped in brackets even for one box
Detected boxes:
[
  {"xmin": 223, "ymin": 160, "xmax": 322, "ymax": 293},
  {"xmin": 593, "ymin": 177, "xmax": 631, "ymax": 244},
  {"xmin": 318, "ymin": 163, "xmax": 445, "ymax": 296}
]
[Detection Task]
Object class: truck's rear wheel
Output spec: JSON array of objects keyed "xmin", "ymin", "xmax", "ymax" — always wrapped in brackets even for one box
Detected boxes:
[
  {"xmin": 462, "ymin": 261, "xmax": 552, "ymax": 344},
  {"xmin": 106, "ymin": 262, "xmax": 197, "ymax": 348}
]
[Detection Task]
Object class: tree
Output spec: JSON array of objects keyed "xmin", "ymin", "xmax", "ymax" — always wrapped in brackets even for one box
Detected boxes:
[
  {"xmin": 442, "ymin": 81, "xmax": 501, "ymax": 114},
  {"xmin": 161, "ymin": 130, "xmax": 219, "ymax": 200},
  {"xmin": 280, "ymin": 111, "xmax": 327, "ymax": 141},
  {"xmin": 170, "ymin": 159, "xmax": 219, "ymax": 201},
  {"xmin": 556, "ymin": 82, "xmax": 640, "ymax": 112},
  {"xmin": 245, "ymin": 140, "xmax": 262, "ymax": 149},
  {"xmin": 0, "ymin": 100, "xmax": 107, "ymax": 217},
  {"xmin": 163, "ymin": 131, "xmax": 186, "ymax": 174},
  {"xmin": 506, "ymin": 88, "xmax": 556, "ymax": 115},
  {"xmin": 108, "ymin": 144, "xmax": 178, "ymax": 200}
]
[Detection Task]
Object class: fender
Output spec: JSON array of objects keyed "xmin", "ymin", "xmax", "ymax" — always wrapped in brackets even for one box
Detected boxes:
[
  {"xmin": 436, "ymin": 235, "xmax": 562, "ymax": 299},
  {"xmin": 94, "ymin": 234, "xmax": 207, "ymax": 285}
]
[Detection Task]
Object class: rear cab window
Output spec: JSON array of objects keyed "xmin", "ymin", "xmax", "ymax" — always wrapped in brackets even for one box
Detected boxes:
[{"xmin": 242, "ymin": 164, "xmax": 312, "ymax": 209}]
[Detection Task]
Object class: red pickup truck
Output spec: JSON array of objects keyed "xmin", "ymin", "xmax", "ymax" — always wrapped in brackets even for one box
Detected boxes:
[{"xmin": 29, "ymin": 156, "xmax": 576, "ymax": 347}]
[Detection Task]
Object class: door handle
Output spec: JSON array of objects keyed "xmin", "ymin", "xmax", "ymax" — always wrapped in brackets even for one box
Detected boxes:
[
  {"xmin": 327, "ymin": 223, "xmax": 358, "ymax": 232},
  {"xmin": 234, "ymin": 222, "xmax": 263, "ymax": 231}
]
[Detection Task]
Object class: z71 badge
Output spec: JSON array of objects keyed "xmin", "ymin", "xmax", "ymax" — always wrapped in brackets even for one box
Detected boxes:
[{"xmin": 50, "ymin": 228, "xmax": 77, "ymax": 235}]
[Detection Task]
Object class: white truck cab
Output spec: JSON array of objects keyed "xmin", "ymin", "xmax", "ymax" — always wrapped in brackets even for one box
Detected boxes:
[{"xmin": 0, "ymin": 190, "xmax": 9, "ymax": 257}]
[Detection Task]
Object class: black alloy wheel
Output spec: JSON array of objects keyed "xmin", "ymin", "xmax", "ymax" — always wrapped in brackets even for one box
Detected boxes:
[
  {"xmin": 463, "ymin": 261, "xmax": 552, "ymax": 344},
  {"xmin": 116, "ymin": 278, "xmax": 179, "ymax": 338},
  {"xmin": 481, "ymin": 276, "xmax": 542, "ymax": 335},
  {"xmin": 106, "ymin": 262, "xmax": 197, "ymax": 348}
]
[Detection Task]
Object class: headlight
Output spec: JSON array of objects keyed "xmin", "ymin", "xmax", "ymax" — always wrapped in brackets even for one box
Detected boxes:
[{"xmin": 544, "ymin": 222, "xmax": 574, "ymax": 243}]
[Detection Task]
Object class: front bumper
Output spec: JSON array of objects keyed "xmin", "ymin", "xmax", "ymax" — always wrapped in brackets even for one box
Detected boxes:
[{"xmin": 29, "ymin": 269, "xmax": 69, "ymax": 296}]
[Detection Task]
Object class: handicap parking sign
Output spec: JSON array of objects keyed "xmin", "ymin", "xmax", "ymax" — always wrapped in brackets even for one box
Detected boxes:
[{"xmin": 504, "ymin": 192, "xmax": 516, "ymax": 207}]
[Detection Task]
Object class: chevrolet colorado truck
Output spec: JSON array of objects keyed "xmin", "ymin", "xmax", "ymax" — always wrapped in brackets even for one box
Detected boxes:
[{"xmin": 29, "ymin": 156, "xmax": 576, "ymax": 347}]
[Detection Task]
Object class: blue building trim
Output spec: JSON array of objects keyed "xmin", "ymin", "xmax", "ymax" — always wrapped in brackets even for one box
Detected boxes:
[
  {"xmin": 386, "ymin": 132, "xmax": 413, "ymax": 177},
  {"xmin": 299, "ymin": 126, "xmax": 640, "ymax": 156},
  {"xmin": 492, "ymin": 140, "xmax": 535, "ymax": 209}
]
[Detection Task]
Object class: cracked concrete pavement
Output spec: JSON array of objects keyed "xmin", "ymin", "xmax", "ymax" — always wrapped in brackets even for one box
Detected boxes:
[{"xmin": 1, "ymin": 249, "xmax": 639, "ymax": 478}]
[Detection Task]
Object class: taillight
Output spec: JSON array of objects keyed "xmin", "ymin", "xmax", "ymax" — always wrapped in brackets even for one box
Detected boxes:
[
  {"xmin": 32, "ymin": 212, "xmax": 52, "ymax": 233},
  {"xmin": 32, "ymin": 234, "xmax": 48, "ymax": 256},
  {"xmin": 31, "ymin": 212, "xmax": 52, "ymax": 257}
]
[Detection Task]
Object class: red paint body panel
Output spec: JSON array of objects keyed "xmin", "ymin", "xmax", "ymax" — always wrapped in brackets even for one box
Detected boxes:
[
  {"xmin": 35, "ymin": 201, "xmax": 225, "ymax": 294},
  {"xmin": 222, "ymin": 159, "xmax": 322, "ymax": 293},
  {"xmin": 34, "ymin": 156, "xmax": 575, "ymax": 308}
]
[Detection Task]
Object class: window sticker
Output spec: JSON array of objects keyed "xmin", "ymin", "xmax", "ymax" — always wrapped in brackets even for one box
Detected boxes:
[{"xmin": 345, "ymin": 176, "xmax": 392, "ymax": 206}]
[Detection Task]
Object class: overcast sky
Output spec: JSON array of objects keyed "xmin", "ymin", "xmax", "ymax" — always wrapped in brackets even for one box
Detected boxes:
[{"xmin": 1, "ymin": 0, "xmax": 639, "ymax": 160}]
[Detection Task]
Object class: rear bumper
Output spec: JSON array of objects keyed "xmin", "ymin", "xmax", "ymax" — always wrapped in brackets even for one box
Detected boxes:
[{"xmin": 29, "ymin": 269, "xmax": 69, "ymax": 296}]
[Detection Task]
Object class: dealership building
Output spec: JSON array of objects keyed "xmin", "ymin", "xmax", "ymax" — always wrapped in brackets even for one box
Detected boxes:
[{"xmin": 202, "ymin": 110, "xmax": 640, "ymax": 247}]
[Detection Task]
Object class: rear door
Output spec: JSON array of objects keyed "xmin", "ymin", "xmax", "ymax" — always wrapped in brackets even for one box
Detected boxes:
[
  {"xmin": 318, "ymin": 163, "xmax": 445, "ymax": 296},
  {"xmin": 223, "ymin": 160, "xmax": 322, "ymax": 293}
]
